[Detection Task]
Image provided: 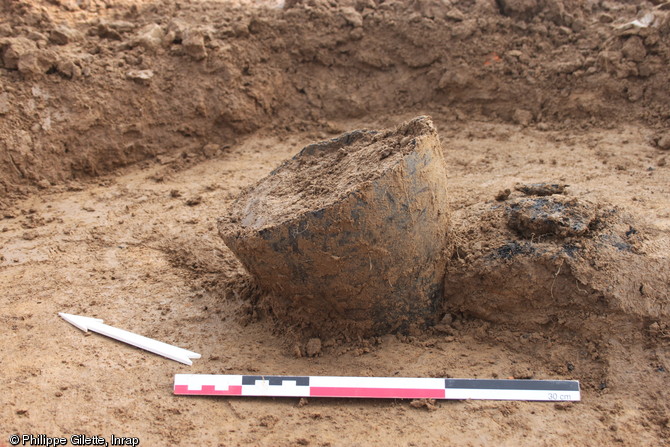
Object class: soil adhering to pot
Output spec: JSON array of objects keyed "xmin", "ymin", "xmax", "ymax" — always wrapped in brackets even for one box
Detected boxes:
[
  {"xmin": 221, "ymin": 117, "xmax": 449, "ymax": 337},
  {"xmin": 1, "ymin": 0, "xmax": 669, "ymax": 446},
  {"xmin": 223, "ymin": 118, "xmax": 438, "ymax": 231}
]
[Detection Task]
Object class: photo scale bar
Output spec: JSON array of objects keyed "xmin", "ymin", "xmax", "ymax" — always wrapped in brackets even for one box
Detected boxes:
[{"xmin": 174, "ymin": 375, "xmax": 580, "ymax": 402}]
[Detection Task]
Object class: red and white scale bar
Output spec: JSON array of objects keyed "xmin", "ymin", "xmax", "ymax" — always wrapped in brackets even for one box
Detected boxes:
[{"xmin": 174, "ymin": 374, "xmax": 580, "ymax": 401}]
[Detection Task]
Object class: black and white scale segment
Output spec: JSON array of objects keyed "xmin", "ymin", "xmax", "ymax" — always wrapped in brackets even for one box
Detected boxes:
[{"xmin": 174, "ymin": 374, "xmax": 580, "ymax": 401}]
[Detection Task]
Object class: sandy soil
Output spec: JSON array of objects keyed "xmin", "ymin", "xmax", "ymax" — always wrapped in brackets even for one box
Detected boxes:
[{"xmin": 1, "ymin": 0, "xmax": 669, "ymax": 446}]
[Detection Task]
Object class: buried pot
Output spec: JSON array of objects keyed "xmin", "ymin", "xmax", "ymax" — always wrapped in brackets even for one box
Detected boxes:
[{"xmin": 219, "ymin": 116, "xmax": 450, "ymax": 337}]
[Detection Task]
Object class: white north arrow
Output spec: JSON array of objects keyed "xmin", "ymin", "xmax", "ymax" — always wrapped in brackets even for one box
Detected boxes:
[{"xmin": 59, "ymin": 312, "xmax": 201, "ymax": 365}]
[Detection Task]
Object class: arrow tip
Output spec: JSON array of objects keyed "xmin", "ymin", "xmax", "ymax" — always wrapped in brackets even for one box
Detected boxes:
[{"xmin": 59, "ymin": 312, "xmax": 104, "ymax": 332}]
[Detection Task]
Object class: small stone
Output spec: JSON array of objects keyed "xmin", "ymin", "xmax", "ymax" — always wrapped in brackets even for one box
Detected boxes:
[
  {"xmin": 446, "ymin": 8, "xmax": 465, "ymax": 21},
  {"xmin": 356, "ymin": 0, "xmax": 376, "ymax": 10},
  {"xmin": 554, "ymin": 402, "xmax": 573, "ymax": 411},
  {"xmin": 201, "ymin": 143, "xmax": 220, "ymax": 157},
  {"xmin": 17, "ymin": 50, "xmax": 57, "ymax": 76},
  {"xmin": 433, "ymin": 323, "xmax": 453, "ymax": 334},
  {"xmin": 107, "ymin": 21, "xmax": 136, "ymax": 33},
  {"xmin": 164, "ymin": 20, "xmax": 186, "ymax": 44},
  {"xmin": 495, "ymin": 189, "xmax": 511, "ymax": 201},
  {"xmin": 49, "ymin": 25, "xmax": 81, "ymax": 45},
  {"xmin": 555, "ymin": 55, "xmax": 584, "ymax": 74},
  {"xmin": 2, "ymin": 37, "xmax": 37, "ymax": 70},
  {"xmin": 409, "ymin": 398, "xmax": 438, "ymax": 411},
  {"xmin": 98, "ymin": 20, "xmax": 135, "ymax": 40},
  {"xmin": 37, "ymin": 179, "xmax": 51, "ymax": 189},
  {"xmin": 182, "ymin": 30, "xmax": 207, "ymax": 61},
  {"xmin": 655, "ymin": 133, "xmax": 670, "ymax": 150},
  {"xmin": 511, "ymin": 366, "xmax": 534, "ymax": 379},
  {"xmin": 185, "ymin": 196, "xmax": 202, "ymax": 207},
  {"xmin": 513, "ymin": 109, "xmax": 533, "ymax": 126},
  {"xmin": 622, "ymin": 36, "xmax": 646, "ymax": 63},
  {"xmin": 22, "ymin": 232, "xmax": 37, "ymax": 241},
  {"xmin": 340, "ymin": 7, "xmax": 363, "ymax": 28},
  {"xmin": 305, "ymin": 338, "xmax": 322, "ymax": 357},
  {"xmin": 558, "ymin": 26, "xmax": 573, "ymax": 36},
  {"xmin": 258, "ymin": 414, "xmax": 278, "ymax": 427},
  {"xmin": 97, "ymin": 24, "xmax": 122, "ymax": 41},
  {"xmin": 126, "ymin": 69, "xmax": 154, "ymax": 85},
  {"xmin": 135, "ymin": 23, "xmax": 165, "ymax": 50},
  {"xmin": 599, "ymin": 13, "xmax": 614, "ymax": 24},
  {"xmin": 56, "ymin": 58, "xmax": 82, "ymax": 79}
]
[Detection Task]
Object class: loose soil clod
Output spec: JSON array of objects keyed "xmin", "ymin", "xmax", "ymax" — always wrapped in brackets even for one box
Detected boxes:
[
  {"xmin": 514, "ymin": 182, "xmax": 568, "ymax": 196},
  {"xmin": 506, "ymin": 196, "xmax": 595, "ymax": 238}
]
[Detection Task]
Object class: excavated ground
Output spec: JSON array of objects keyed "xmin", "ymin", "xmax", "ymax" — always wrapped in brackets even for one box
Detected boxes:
[{"xmin": 1, "ymin": 0, "xmax": 669, "ymax": 446}]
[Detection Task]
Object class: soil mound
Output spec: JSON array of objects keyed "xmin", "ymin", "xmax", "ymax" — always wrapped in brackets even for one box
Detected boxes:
[{"xmin": 445, "ymin": 190, "xmax": 669, "ymax": 337}]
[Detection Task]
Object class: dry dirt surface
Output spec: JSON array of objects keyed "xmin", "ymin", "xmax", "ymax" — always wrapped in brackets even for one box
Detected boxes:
[{"xmin": 1, "ymin": 0, "xmax": 670, "ymax": 446}]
